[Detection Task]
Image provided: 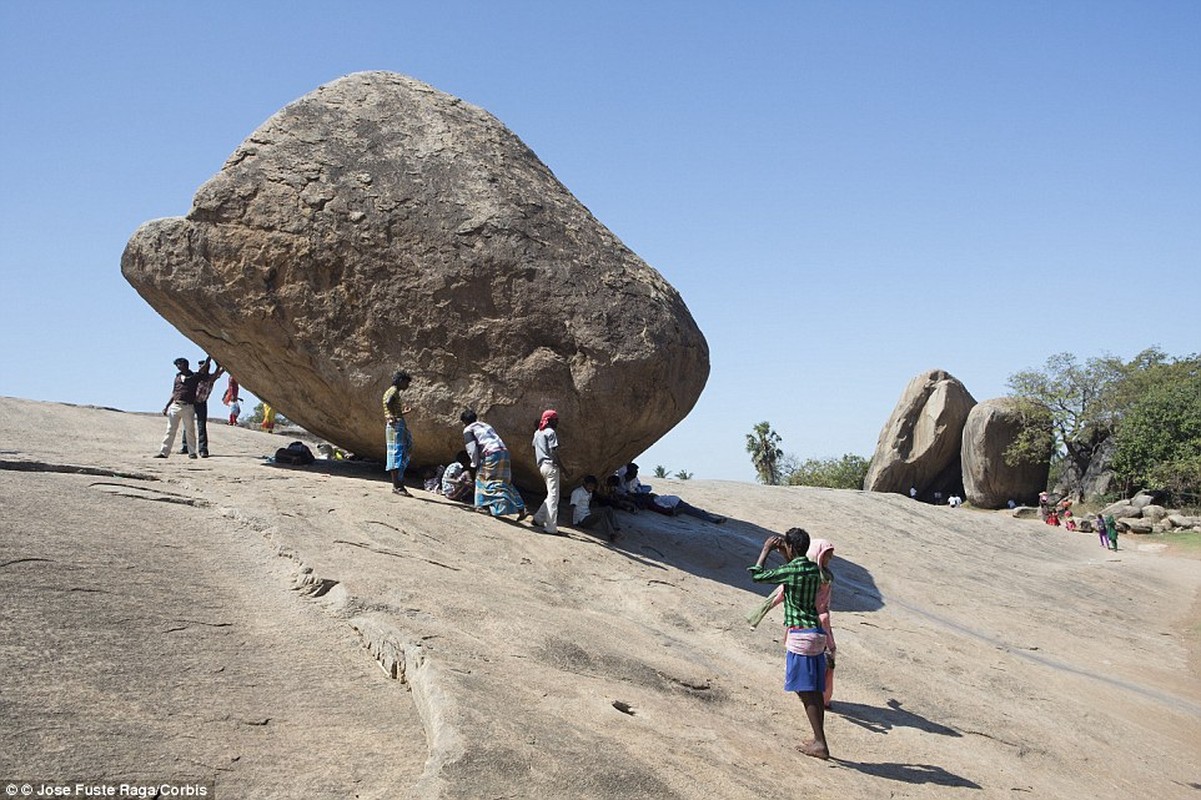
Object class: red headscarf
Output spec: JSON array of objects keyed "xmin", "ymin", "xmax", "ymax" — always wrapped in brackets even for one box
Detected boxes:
[{"xmin": 538, "ymin": 409, "xmax": 558, "ymax": 430}]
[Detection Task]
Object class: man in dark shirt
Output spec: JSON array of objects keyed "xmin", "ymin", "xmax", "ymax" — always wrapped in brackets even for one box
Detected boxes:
[
  {"xmin": 156, "ymin": 357, "xmax": 201, "ymax": 459},
  {"xmin": 180, "ymin": 357, "xmax": 225, "ymax": 458}
]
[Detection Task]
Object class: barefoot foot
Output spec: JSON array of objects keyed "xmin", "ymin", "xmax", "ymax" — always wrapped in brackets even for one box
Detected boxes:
[{"xmin": 797, "ymin": 741, "xmax": 829, "ymax": 760}]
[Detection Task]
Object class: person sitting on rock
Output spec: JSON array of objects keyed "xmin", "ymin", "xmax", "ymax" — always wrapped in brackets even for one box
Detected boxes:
[
  {"xmin": 615, "ymin": 462, "xmax": 656, "ymax": 510},
  {"xmin": 440, "ymin": 451, "xmax": 474, "ymax": 503},
  {"xmin": 569, "ymin": 475, "xmax": 620, "ymax": 540},
  {"xmin": 597, "ymin": 474, "xmax": 638, "ymax": 513},
  {"xmin": 461, "ymin": 409, "xmax": 527, "ymax": 520}
]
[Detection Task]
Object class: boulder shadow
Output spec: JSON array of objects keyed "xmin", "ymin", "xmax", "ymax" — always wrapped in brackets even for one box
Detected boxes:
[
  {"xmin": 833, "ymin": 698, "xmax": 961, "ymax": 737},
  {"xmin": 604, "ymin": 513, "xmax": 886, "ymax": 613}
]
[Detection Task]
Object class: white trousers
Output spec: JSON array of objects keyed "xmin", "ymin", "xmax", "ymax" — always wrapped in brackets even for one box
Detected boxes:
[
  {"xmin": 160, "ymin": 402, "xmax": 198, "ymax": 457},
  {"xmin": 533, "ymin": 461, "xmax": 561, "ymax": 533}
]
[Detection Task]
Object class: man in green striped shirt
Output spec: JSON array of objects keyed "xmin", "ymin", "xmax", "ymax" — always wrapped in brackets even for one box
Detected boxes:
[{"xmin": 749, "ymin": 527, "xmax": 830, "ymax": 759}]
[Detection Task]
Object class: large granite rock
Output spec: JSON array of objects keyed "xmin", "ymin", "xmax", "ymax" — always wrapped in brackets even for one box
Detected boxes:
[
  {"xmin": 122, "ymin": 72, "xmax": 709, "ymax": 488},
  {"xmin": 961, "ymin": 397, "xmax": 1052, "ymax": 509},
  {"xmin": 863, "ymin": 369, "xmax": 976, "ymax": 499}
]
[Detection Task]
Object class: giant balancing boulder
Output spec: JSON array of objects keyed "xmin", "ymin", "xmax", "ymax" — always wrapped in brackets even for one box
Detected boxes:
[{"xmin": 121, "ymin": 72, "xmax": 709, "ymax": 489}]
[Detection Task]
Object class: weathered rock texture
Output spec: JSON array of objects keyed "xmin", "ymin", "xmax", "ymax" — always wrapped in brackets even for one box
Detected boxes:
[
  {"xmin": 961, "ymin": 397, "xmax": 1052, "ymax": 509},
  {"xmin": 122, "ymin": 71, "xmax": 709, "ymax": 488},
  {"xmin": 863, "ymin": 369, "xmax": 976, "ymax": 499}
]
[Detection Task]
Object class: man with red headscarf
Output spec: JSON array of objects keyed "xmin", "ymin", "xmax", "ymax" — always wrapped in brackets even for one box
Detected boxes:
[{"xmin": 531, "ymin": 409, "xmax": 563, "ymax": 534}]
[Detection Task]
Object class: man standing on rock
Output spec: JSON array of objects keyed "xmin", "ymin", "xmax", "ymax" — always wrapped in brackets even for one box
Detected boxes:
[
  {"xmin": 156, "ymin": 357, "xmax": 202, "ymax": 459},
  {"xmin": 383, "ymin": 370, "xmax": 414, "ymax": 496},
  {"xmin": 181, "ymin": 356, "xmax": 224, "ymax": 458},
  {"xmin": 531, "ymin": 409, "xmax": 563, "ymax": 534},
  {"xmin": 749, "ymin": 527, "xmax": 830, "ymax": 760}
]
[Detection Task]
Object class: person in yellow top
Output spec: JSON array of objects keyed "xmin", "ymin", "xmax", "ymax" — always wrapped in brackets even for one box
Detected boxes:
[{"xmin": 383, "ymin": 370, "xmax": 414, "ymax": 496}]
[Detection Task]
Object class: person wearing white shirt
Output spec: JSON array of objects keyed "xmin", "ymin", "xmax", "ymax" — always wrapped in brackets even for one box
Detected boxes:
[{"xmin": 569, "ymin": 476, "xmax": 619, "ymax": 540}]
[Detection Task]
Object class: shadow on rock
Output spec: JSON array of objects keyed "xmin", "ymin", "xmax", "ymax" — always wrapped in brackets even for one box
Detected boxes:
[
  {"xmin": 831, "ymin": 759, "xmax": 981, "ymax": 788},
  {"xmin": 605, "ymin": 514, "xmax": 886, "ymax": 613},
  {"xmin": 833, "ymin": 698, "xmax": 961, "ymax": 737}
]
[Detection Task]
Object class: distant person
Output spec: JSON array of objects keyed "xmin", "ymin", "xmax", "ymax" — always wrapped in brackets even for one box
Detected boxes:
[
  {"xmin": 461, "ymin": 409, "xmax": 526, "ymax": 519},
  {"xmin": 1063, "ymin": 511, "xmax": 1077, "ymax": 531},
  {"xmin": 749, "ymin": 527, "xmax": 830, "ymax": 760},
  {"xmin": 615, "ymin": 462, "xmax": 656, "ymax": 509},
  {"xmin": 222, "ymin": 375, "xmax": 240, "ymax": 407},
  {"xmin": 228, "ymin": 396, "xmax": 242, "ymax": 426},
  {"xmin": 383, "ymin": 370, "xmax": 414, "ymax": 496},
  {"xmin": 597, "ymin": 475, "xmax": 638, "ymax": 513},
  {"xmin": 531, "ymin": 409, "xmax": 563, "ymax": 534},
  {"xmin": 1095, "ymin": 514, "xmax": 1108, "ymax": 548},
  {"xmin": 1007, "ymin": 499, "xmax": 1017, "ymax": 509},
  {"xmin": 933, "ymin": 491, "xmax": 943, "ymax": 506},
  {"xmin": 1038, "ymin": 491, "xmax": 1050, "ymax": 521},
  {"xmin": 261, "ymin": 404, "xmax": 277, "ymax": 433},
  {"xmin": 909, "ymin": 486, "xmax": 918, "ymax": 500},
  {"xmin": 181, "ymin": 356, "xmax": 224, "ymax": 458},
  {"xmin": 947, "ymin": 495, "xmax": 962, "ymax": 508},
  {"xmin": 647, "ymin": 493, "xmax": 726, "ymax": 523},
  {"xmin": 440, "ymin": 451, "xmax": 474, "ymax": 503},
  {"xmin": 1105, "ymin": 514, "xmax": 1119, "ymax": 551},
  {"xmin": 569, "ymin": 475, "xmax": 620, "ymax": 540},
  {"xmin": 155, "ymin": 357, "xmax": 201, "ymax": 459},
  {"xmin": 1046, "ymin": 510, "xmax": 1060, "ymax": 526}
]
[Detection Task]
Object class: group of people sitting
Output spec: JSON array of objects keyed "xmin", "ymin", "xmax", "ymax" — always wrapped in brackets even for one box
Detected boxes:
[{"xmin": 382, "ymin": 370, "xmax": 724, "ymax": 539}]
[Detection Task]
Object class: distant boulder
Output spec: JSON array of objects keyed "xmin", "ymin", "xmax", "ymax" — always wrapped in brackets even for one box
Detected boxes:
[
  {"xmin": 863, "ymin": 369, "xmax": 976, "ymax": 498},
  {"xmin": 960, "ymin": 398, "xmax": 1052, "ymax": 509},
  {"xmin": 122, "ymin": 72, "xmax": 709, "ymax": 489}
]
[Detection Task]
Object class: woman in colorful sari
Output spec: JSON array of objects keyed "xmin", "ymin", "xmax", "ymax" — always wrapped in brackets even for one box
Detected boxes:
[
  {"xmin": 461, "ymin": 409, "xmax": 526, "ymax": 520},
  {"xmin": 383, "ymin": 370, "xmax": 414, "ymax": 496}
]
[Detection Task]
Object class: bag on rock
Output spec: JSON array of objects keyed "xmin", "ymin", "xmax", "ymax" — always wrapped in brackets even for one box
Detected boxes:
[{"xmin": 274, "ymin": 441, "xmax": 315, "ymax": 465}]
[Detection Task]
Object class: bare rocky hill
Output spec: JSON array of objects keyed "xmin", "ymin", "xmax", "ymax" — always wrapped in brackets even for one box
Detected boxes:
[{"xmin": 2, "ymin": 397, "xmax": 1199, "ymax": 799}]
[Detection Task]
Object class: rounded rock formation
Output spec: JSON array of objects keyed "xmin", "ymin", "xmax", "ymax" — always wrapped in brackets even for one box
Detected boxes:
[
  {"xmin": 863, "ymin": 369, "xmax": 976, "ymax": 499},
  {"xmin": 121, "ymin": 72, "xmax": 709, "ymax": 488},
  {"xmin": 960, "ymin": 397, "xmax": 1052, "ymax": 509}
]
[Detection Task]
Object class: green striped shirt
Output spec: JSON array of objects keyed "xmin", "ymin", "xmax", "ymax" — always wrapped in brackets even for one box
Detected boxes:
[{"xmin": 749, "ymin": 557, "xmax": 822, "ymax": 628}]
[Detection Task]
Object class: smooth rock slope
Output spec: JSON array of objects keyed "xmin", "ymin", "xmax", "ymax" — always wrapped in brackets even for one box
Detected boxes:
[{"xmin": 3, "ymin": 397, "xmax": 1200, "ymax": 799}]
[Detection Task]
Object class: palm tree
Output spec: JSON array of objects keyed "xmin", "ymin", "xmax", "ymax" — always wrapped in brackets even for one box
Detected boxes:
[
  {"xmin": 746, "ymin": 421, "xmax": 784, "ymax": 485},
  {"xmin": 653, "ymin": 465, "xmax": 669, "ymax": 478}
]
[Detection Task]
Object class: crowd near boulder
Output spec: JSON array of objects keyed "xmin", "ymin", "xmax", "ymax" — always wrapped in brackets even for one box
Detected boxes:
[{"xmin": 122, "ymin": 71, "xmax": 709, "ymax": 491}]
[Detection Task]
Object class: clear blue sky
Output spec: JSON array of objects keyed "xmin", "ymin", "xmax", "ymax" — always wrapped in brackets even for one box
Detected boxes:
[{"xmin": 2, "ymin": 1, "xmax": 1198, "ymax": 481}]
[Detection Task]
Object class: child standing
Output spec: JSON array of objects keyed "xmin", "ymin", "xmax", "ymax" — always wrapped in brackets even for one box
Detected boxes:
[
  {"xmin": 228, "ymin": 397, "xmax": 241, "ymax": 426},
  {"xmin": 1105, "ymin": 514, "xmax": 1119, "ymax": 551},
  {"xmin": 1095, "ymin": 514, "xmax": 1108, "ymax": 548}
]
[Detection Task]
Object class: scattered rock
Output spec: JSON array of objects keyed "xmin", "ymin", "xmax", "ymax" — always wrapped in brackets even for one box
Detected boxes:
[{"xmin": 122, "ymin": 71, "xmax": 709, "ymax": 489}]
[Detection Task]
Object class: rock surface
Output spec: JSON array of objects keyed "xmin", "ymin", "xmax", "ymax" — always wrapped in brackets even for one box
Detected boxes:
[
  {"xmin": 960, "ymin": 397, "xmax": 1052, "ymax": 509},
  {"xmin": 121, "ymin": 71, "xmax": 708, "ymax": 488},
  {"xmin": 863, "ymin": 369, "xmax": 976, "ymax": 499},
  {"xmin": 4, "ymin": 397, "xmax": 1201, "ymax": 799}
]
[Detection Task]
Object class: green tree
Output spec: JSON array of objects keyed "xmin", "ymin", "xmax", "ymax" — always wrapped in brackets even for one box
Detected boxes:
[
  {"xmin": 653, "ymin": 465, "xmax": 669, "ymax": 479},
  {"xmin": 746, "ymin": 421, "xmax": 784, "ymax": 485},
  {"xmin": 1005, "ymin": 350, "xmax": 1168, "ymax": 496},
  {"xmin": 674, "ymin": 469, "xmax": 693, "ymax": 480},
  {"xmin": 786, "ymin": 454, "xmax": 870, "ymax": 490},
  {"xmin": 1109, "ymin": 357, "xmax": 1201, "ymax": 504}
]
